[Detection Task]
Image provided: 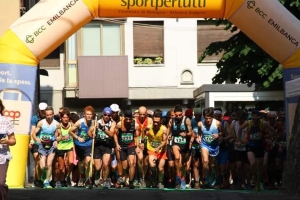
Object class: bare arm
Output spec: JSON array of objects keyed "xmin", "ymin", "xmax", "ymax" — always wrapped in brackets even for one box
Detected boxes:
[
  {"xmin": 166, "ymin": 118, "xmax": 172, "ymax": 138},
  {"xmin": 114, "ymin": 122, "xmax": 121, "ymax": 147},
  {"xmin": 237, "ymin": 121, "xmax": 248, "ymax": 141},
  {"xmin": 106, "ymin": 121, "xmax": 116, "ymax": 137},
  {"xmin": 29, "ymin": 125, "xmax": 36, "ymax": 144},
  {"xmin": 185, "ymin": 118, "xmax": 193, "ymax": 137},
  {"xmin": 160, "ymin": 126, "xmax": 167, "ymax": 149},
  {"xmin": 216, "ymin": 120, "xmax": 223, "ymax": 137},
  {"xmin": 32, "ymin": 120, "xmax": 43, "ymax": 143},
  {"xmin": 69, "ymin": 120, "xmax": 81, "ymax": 140},
  {"xmin": 87, "ymin": 125, "xmax": 95, "ymax": 138},
  {"xmin": 197, "ymin": 121, "xmax": 203, "ymax": 138}
]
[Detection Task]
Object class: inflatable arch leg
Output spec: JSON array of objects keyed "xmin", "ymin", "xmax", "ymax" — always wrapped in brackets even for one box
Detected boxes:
[{"xmin": 0, "ymin": 0, "xmax": 299, "ymax": 188}]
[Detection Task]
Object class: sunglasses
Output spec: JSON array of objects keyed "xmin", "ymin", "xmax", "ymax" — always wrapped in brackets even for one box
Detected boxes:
[
  {"xmin": 175, "ymin": 113, "xmax": 182, "ymax": 118},
  {"xmin": 125, "ymin": 117, "xmax": 132, "ymax": 121},
  {"xmin": 103, "ymin": 114, "xmax": 111, "ymax": 117}
]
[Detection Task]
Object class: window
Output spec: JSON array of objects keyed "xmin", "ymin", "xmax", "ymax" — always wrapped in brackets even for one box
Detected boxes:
[
  {"xmin": 133, "ymin": 21, "xmax": 164, "ymax": 65},
  {"xmin": 40, "ymin": 45, "xmax": 61, "ymax": 68},
  {"xmin": 197, "ymin": 20, "xmax": 234, "ymax": 63},
  {"xmin": 181, "ymin": 70, "xmax": 193, "ymax": 85},
  {"xmin": 80, "ymin": 21, "xmax": 122, "ymax": 56}
]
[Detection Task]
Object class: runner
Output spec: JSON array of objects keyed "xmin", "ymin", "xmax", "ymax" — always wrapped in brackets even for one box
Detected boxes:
[
  {"xmin": 198, "ymin": 107, "xmax": 223, "ymax": 188},
  {"xmin": 135, "ymin": 106, "xmax": 153, "ymax": 188},
  {"xmin": 215, "ymin": 111, "xmax": 233, "ymax": 189},
  {"xmin": 56, "ymin": 109, "xmax": 74, "ymax": 188},
  {"xmin": 29, "ymin": 102, "xmax": 47, "ymax": 188},
  {"xmin": 232, "ymin": 110, "xmax": 251, "ymax": 190},
  {"xmin": 190, "ymin": 108, "xmax": 202, "ymax": 189},
  {"xmin": 114, "ymin": 110, "xmax": 140, "ymax": 189},
  {"xmin": 168, "ymin": 105, "xmax": 193, "ymax": 190},
  {"xmin": 237, "ymin": 110, "xmax": 270, "ymax": 191},
  {"xmin": 144, "ymin": 109, "xmax": 167, "ymax": 189},
  {"xmin": 110, "ymin": 104, "xmax": 122, "ymax": 188},
  {"xmin": 264, "ymin": 111, "xmax": 278, "ymax": 189},
  {"xmin": 32, "ymin": 106, "xmax": 61, "ymax": 189},
  {"xmin": 165, "ymin": 109, "xmax": 176, "ymax": 188},
  {"xmin": 88, "ymin": 107, "xmax": 116, "ymax": 189},
  {"xmin": 69, "ymin": 106, "xmax": 95, "ymax": 189}
]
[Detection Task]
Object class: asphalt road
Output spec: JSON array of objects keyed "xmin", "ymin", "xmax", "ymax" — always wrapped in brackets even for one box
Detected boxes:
[{"xmin": 8, "ymin": 188, "xmax": 299, "ymax": 200}]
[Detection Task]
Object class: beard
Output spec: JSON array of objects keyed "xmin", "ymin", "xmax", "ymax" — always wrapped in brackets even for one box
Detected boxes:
[
  {"xmin": 124, "ymin": 121, "xmax": 132, "ymax": 130},
  {"xmin": 153, "ymin": 123, "xmax": 161, "ymax": 134}
]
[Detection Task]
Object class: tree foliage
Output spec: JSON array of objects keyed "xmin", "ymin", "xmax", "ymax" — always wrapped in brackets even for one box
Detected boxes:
[{"xmin": 199, "ymin": 0, "xmax": 300, "ymax": 90}]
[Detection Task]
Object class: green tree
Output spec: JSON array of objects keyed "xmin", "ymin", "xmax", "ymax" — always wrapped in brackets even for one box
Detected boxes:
[{"xmin": 199, "ymin": 0, "xmax": 300, "ymax": 90}]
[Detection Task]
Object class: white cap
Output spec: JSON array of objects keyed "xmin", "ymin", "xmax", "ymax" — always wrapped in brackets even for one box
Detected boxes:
[
  {"xmin": 38, "ymin": 102, "xmax": 48, "ymax": 111},
  {"xmin": 110, "ymin": 104, "xmax": 120, "ymax": 112}
]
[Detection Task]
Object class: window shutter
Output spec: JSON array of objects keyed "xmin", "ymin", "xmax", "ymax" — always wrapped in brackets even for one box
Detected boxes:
[
  {"xmin": 82, "ymin": 25, "xmax": 101, "ymax": 56},
  {"xmin": 102, "ymin": 24, "xmax": 121, "ymax": 55}
]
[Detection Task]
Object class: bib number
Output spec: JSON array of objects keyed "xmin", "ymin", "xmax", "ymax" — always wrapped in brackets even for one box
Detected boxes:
[
  {"xmin": 174, "ymin": 136, "xmax": 186, "ymax": 145},
  {"xmin": 121, "ymin": 133, "xmax": 133, "ymax": 144},
  {"xmin": 150, "ymin": 141, "xmax": 160, "ymax": 148},
  {"xmin": 40, "ymin": 134, "xmax": 52, "ymax": 141},
  {"xmin": 203, "ymin": 135, "xmax": 214, "ymax": 144},
  {"xmin": 250, "ymin": 132, "xmax": 262, "ymax": 140},
  {"xmin": 97, "ymin": 131, "xmax": 108, "ymax": 140},
  {"xmin": 79, "ymin": 131, "xmax": 89, "ymax": 140}
]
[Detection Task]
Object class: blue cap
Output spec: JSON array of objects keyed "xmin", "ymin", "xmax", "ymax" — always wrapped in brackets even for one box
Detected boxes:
[
  {"xmin": 162, "ymin": 111, "xmax": 167, "ymax": 117},
  {"xmin": 103, "ymin": 107, "xmax": 112, "ymax": 115}
]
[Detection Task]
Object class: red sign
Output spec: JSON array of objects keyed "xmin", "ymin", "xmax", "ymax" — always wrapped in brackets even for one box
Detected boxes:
[{"xmin": 3, "ymin": 110, "xmax": 21, "ymax": 119}]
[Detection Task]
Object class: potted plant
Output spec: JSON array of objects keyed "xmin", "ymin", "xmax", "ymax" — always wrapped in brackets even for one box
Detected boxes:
[
  {"xmin": 134, "ymin": 57, "xmax": 143, "ymax": 64},
  {"xmin": 155, "ymin": 57, "xmax": 163, "ymax": 64},
  {"xmin": 143, "ymin": 58, "xmax": 153, "ymax": 64}
]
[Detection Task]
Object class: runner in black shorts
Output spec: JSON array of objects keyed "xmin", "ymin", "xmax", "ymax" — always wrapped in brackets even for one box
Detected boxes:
[{"xmin": 114, "ymin": 110, "xmax": 140, "ymax": 189}]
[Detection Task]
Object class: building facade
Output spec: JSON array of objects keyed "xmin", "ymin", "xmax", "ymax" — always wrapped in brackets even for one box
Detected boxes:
[
  {"xmin": 61, "ymin": 18, "xmax": 233, "ymax": 113},
  {"xmin": 2, "ymin": 1, "xmax": 234, "ymax": 114}
]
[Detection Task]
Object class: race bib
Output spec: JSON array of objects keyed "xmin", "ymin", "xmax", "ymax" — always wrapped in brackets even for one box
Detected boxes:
[
  {"xmin": 96, "ymin": 130, "xmax": 108, "ymax": 140},
  {"xmin": 250, "ymin": 132, "xmax": 262, "ymax": 140},
  {"xmin": 79, "ymin": 131, "xmax": 89, "ymax": 140},
  {"xmin": 174, "ymin": 136, "xmax": 186, "ymax": 145},
  {"xmin": 150, "ymin": 141, "xmax": 160, "ymax": 148},
  {"xmin": 203, "ymin": 135, "xmax": 214, "ymax": 144},
  {"xmin": 40, "ymin": 134, "xmax": 52, "ymax": 141},
  {"xmin": 121, "ymin": 133, "xmax": 133, "ymax": 144}
]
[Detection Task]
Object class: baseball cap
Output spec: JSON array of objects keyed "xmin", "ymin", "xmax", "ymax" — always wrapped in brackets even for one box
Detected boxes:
[
  {"xmin": 38, "ymin": 102, "xmax": 47, "ymax": 111},
  {"xmin": 103, "ymin": 107, "xmax": 112, "ymax": 115},
  {"xmin": 110, "ymin": 104, "xmax": 120, "ymax": 112},
  {"xmin": 124, "ymin": 110, "xmax": 132, "ymax": 118}
]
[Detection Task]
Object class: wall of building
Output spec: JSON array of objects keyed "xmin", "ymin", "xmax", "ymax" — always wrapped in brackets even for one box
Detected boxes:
[
  {"xmin": 0, "ymin": 0, "xmax": 20, "ymax": 36},
  {"xmin": 40, "ymin": 53, "xmax": 65, "ymax": 112}
]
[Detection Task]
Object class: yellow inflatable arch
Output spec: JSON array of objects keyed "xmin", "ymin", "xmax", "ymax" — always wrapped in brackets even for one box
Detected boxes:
[{"xmin": 0, "ymin": 0, "xmax": 300, "ymax": 188}]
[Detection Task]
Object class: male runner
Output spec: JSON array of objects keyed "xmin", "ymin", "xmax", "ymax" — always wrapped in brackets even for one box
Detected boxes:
[
  {"xmin": 168, "ymin": 105, "xmax": 193, "ymax": 190},
  {"xmin": 88, "ymin": 107, "xmax": 116, "ymax": 189},
  {"xmin": 114, "ymin": 110, "xmax": 140, "ymax": 189},
  {"xmin": 198, "ymin": 107, "xmax": 223, "ymax": 188},
  {"xmin": 144, "ymin": 109, "xmax": 167, "ymax": 189},
  {"xmin": 69, "ymin": 106, "xmax": 95, "ymax": 189},
  {"xmin": 33, "ymin": 106, "xmax": 61, "ymax": 188}
]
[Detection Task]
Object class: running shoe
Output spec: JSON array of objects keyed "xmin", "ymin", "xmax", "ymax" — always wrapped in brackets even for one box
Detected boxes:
[
  {"xmin": 44, "ymin": 181, "xmax": 52, "ymax": 189},
  {"xmin": 55, "ymin": 181, "xmax": 62, "ymax": 188}
]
